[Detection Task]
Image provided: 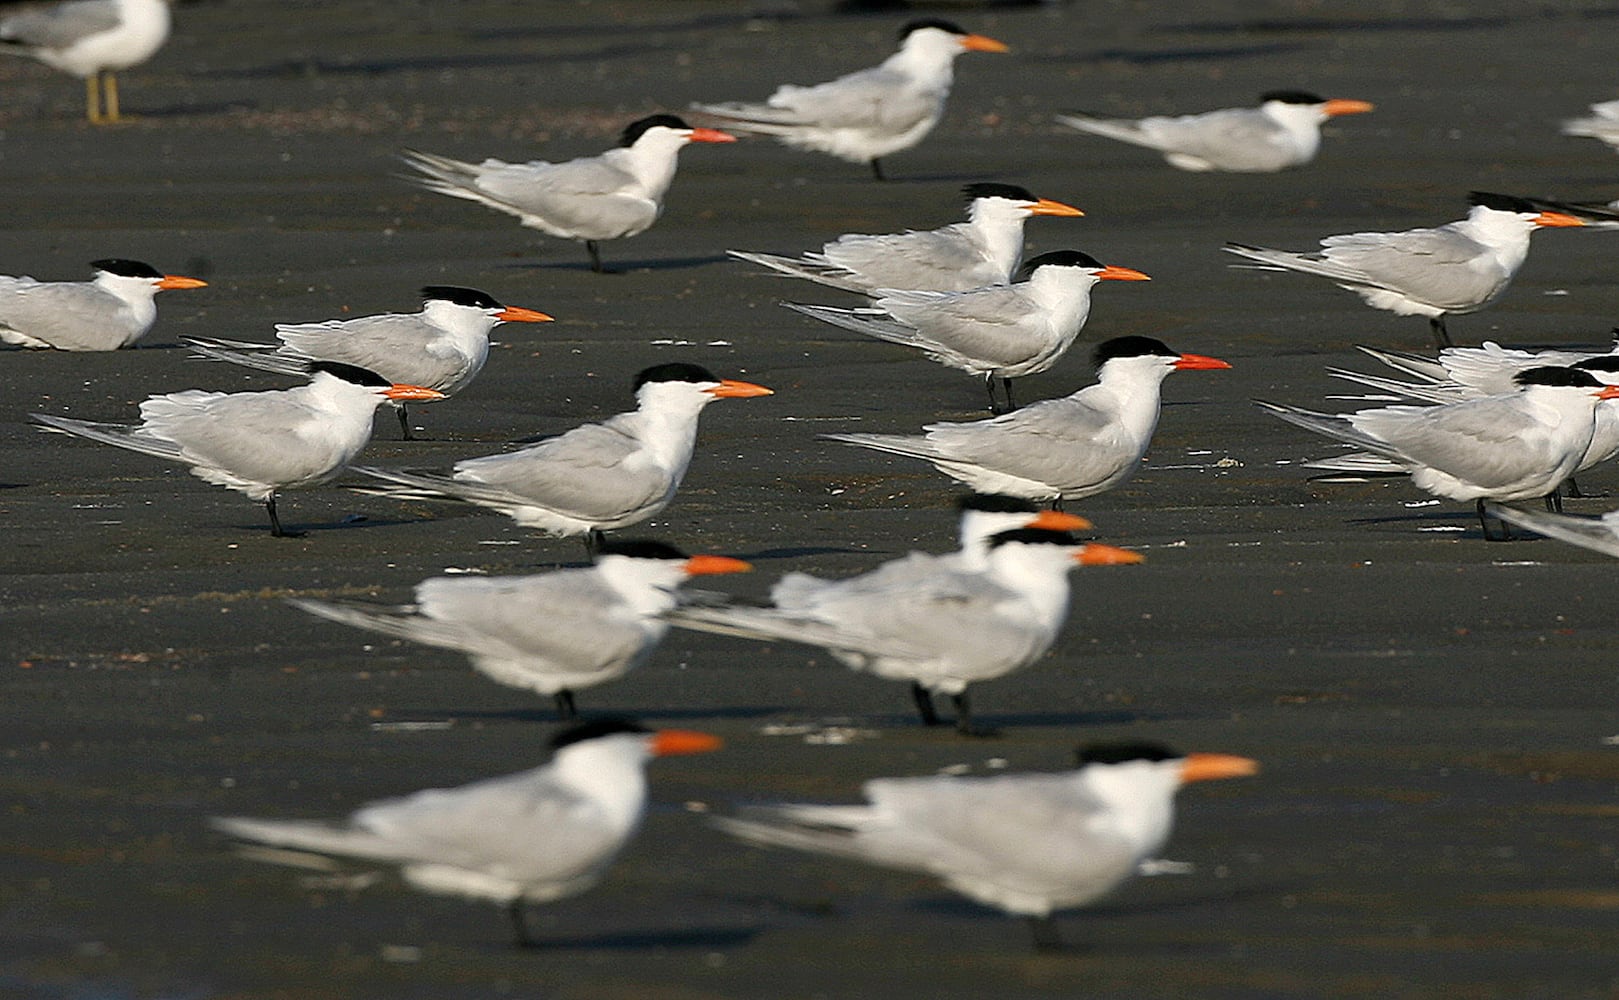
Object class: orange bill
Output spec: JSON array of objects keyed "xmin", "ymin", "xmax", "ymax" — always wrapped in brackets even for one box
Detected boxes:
[
  {"xmin": 158, "ymin": 275, "xmax": 208, "ymax": 290},
  {"xmin": 1030, "ymin": 198, "xmax": 1084, "ymax": 218},
  {"xmin": 651, "ymin": 729, "xmax": 724, "ymax": 757},
  {"xmin": 1074, "ymin": 543, "xmax": 1144, "ymax": 566},
  {"xmin": 1534, "ymin": 211, "xmax": 1585, "ymax": 228},
  {"xmin": 1027, "ymin": 510, "xmax": 1093, "ymax": 532},
  {"xmin": 384, "ymin": 384, "xmax": 448, "ymax": 402},
  {"xmin": 1174, "ymin": 353, "xmax": 1233, "ymax": 370},
  {"xmin": 706, "ymin": 379, "xmax": 774, "ymax": 399},
  {"xmin": 690, "ymin": 128, "xmax": 738, "ymax": 144},
  {"xmin": 1180, "ymin": 752, "xmax": 1260, "ymax": 783},
  {"xmin": 1595, "ymin": 385, "xmax": 1619, "ymax": 401},
  {"xmin": 684, "ymin": 554, "xmax": 753, "ymax": 576},
  {"xmin": 1322, "ymin": 98, "xmax": 1374, "ymax": 117},
  {"xmin": 1097, "ymin": 265, "xmax": 1151, "ymax": 281},
  {"xmin": 961, "ymin": 34, "xmax": 1010, "ymax": 53},
  {"xmin": 498, "ymin": 305, "xmax": 554, "ymax": 323}
]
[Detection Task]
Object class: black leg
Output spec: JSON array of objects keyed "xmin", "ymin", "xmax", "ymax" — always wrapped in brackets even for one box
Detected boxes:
[
  {"xmin": 1477, "ymin": 499, "xmax": 1512, "ymax": 541},
  {"xmin": 582, "ymin": 528, "xmax": 605, "ymax": 558},
  {"xmin": 952, "ymin": 690, "xmax": 1000, "ymax": 738},
  {"xmin": 509, "ymin": 898, "xmax": 537, "ymax": 948},
  {"xmin": 1002, "ymin": 377, "xmax": 1017, "ymax": 412},
  {"xmin": 1027, "ymin": 915, "xmax": 1065, "ymax": 952},
  {"xmin": 266, "ymin": 495, "xmax": 306, "ymax": 538},
  {"xmin": 395, "ymin": 403, "xmax": 414, "ymax": 441},
  {"xmin": 911, "ymin": 682, "xmax": 942, "ymax": 727},
  {"xmin": 1545, "ymin": 491, "xmax": 1564, "ymax": 514},
  {"xmin": 984, "ymin": 374, "xmax": 1002, "ymax": 413},
  {"xmin": 869, "ymin": 158, "xmax": 886, "ymax": 181},
  {"xmin": 553, "ymin": 689, "xmax": 577, "ymax": 721},
  {"xmin": 1429, "ymin": 316, "xmax": 1453, "ymax": 349},
  {"xmin": 586, "ymin": 240, "xmax": 606, "ymax": 274},
  {"xmin": 1564, "ymin": 477, "xmax": 1607, "ymax": 499}
]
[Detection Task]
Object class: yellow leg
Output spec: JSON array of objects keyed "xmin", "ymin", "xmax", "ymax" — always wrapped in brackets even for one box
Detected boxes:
[
  {"xmin": 103, "ymin": 72, "xmax": 120, "ymax": 123},
  {"xmin": 86, "ymin": 73, "xmax": 103, "ymax": 124}
]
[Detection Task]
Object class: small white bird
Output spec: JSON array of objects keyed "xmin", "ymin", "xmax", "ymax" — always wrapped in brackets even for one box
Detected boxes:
[
  {"xmin": 288, "ymin": 540, "xmax": 752, "ymax": 719},
  {"xmin": 714, "ymin": 740, "xmax": 1257, "ymax": 950},
  {"xmin": 401, "ymin": 115, "xmax": 736, "ymax": 273},
  {"xmin": 1224, "ymin": 192, "xmax": 1585, "ymax": 348},
  {"xmin": 353, "ymin": 363, "xmax": 773, "ymax": 551},
  {"xmin": 729, "ymin": 183, "xmax": 1083, "ymax": 295},
  {"xmin": 1057, "ymin": 90, "xmax": 1373, "ymax": 172},
  {"xmin": 1561, "ymin": 99, "xmax": 1619, "ymax": 155},
  {"xmin": 0, "ymin": 0, "xmax": 170, "ymax": 123},
  {"xmin": 32, "ymin": 361, "xmax": 445, "ymax": 536},
  {"xmin": 691, "ymin": 19, "xmax": 1008, "ymax": 181},
  {"xmin": 0, "ymin": 258, "xmax": 205, "ymax": 351},
  {"xmin": 211, "ymin": 718, "xmax": 723, "ymax": 947},
  {"xmin": 1485, "ymin": 502, "xmax": 1619, "ymax": 555},
  {"xmin": 186, "ymin": 286, "xmax": 553, "ymax": 439},
  {"xmin": 668, "ymin": 527, "xmax": 1142, "ymax": 736},
  {"xmin": 1258, "ymin": 366, "xmax": 1619, "ymax": 538},
  {"xmin": 787, "ymin": 250, "xmax": 1150, "ymax": 413},
  {"xmin": 824, "ymin": 336, "xmax": 1231, "ymax": 504}
]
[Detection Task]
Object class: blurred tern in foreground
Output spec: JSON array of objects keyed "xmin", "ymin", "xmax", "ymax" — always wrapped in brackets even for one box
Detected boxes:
[
  {"xmin": 0, "ymin": 258, "xmax": 205, "ymax": 350},
  {"xmin": 1057, "ymin": 91, "xmax": 1372, "ymax": 172},
  {"xmin": 289, "ymin": 540, "xmax": 751, "ymax": 720},
  {"xmin": 1485, "ymin": 502, "xmax": 1619, "ymax": 557},
  {"xmin": 691, "ymin": 19, "xmax": 1007, "ymax": 181},
  {"xmin": 730, "ymin": 183, "xmax": 1082, "ymax": 295},
  {"xmin": 825, "ymin": 337, "xmax": 1230, "ymax": 504},
  {"xmin": 1224, "ymin": 192, "xmax": 1584, "ymax": 348},
  {"xmin": 354, "ymin": 363, "xmax": 772, "ymax": 552},
  {"xmin": 1561, "ymin": 99, "xmax": 1619, "ymax": 155},
  {"xmin": 787, "ymin": 250, "xmax": 1149, "ymax": 413},
  {"xmin": 1258, "ymin": 366, "xmax": 1619, "ymax": 539},
  {"xmin": 212, "ymin": 718, "xmax": 722, "ymax": 947},
  {"xmin": 32, "ymin": 362, "xmax": 444, "ymax": 537},
  {"xmin": 187, "ymin": 286, "xmax": 552, "ymax": 439},
  {"xmin": 715, "ymin": 741, "xmax": 1257, "ymax": 950},
  {"xmin": 402, "ymin": 115, "xmax": 735, "ymax": 273},
  {"xmin": 668, "ymin": 527, "xmax": 1141, "ymax": 736},
  {"xmin": 0, "ymin": 0, "xmax": 170, "ymax": 123}
]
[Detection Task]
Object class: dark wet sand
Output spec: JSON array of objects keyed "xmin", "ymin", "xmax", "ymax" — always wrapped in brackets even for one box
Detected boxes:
[{"xmin": 7, "ymin": 1, "xmax": 1619, "ymax": 997}]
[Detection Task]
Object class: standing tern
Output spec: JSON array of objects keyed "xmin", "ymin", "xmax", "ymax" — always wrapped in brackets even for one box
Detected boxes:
[
  {"xmin": 186, "ymin": 286, "xmax": 553, "ymax": 439},
  {"xmin": 353, "ymin": 363, "xmax": 772, "ymax": 552},
  {"xmin": 667, "ymin": 527, "xmax": 1142, "ymax": 736},
  {"xmin": 714, "ymin": 741, "xmax": 1257, "ymax": 950},
  {"xmin": 288, "ymin": 540, "xmax": 751, "ymax": 720},
  {"xmin": 1224, "ymin": 192, "xmax": 1585, "ymax": 348},
  {"xmin": 824, "ymin": 336, "xmax": 1231, "ymax": 504},
  {"xmin": 0, "ymin": 258, "xmax": 205, "ymax": 350},
  {"xmin": 1257, "ymin": 366, "xmax": 1619, "ymax": 539},
  {"xmin": 786, "ymin": 250, "xmax": 1150, "ymax": 413},
  {"xmin": 1484, "ymin": 502, "xmax": 1619, "ymax": 558},
  {"xmin": 690, "ymin": 19, "xmax": 1008, "ymax": 181},
  {"xmin": 401, "ymin": 115, "xmax": 735, "ymax": 274},
  {"xmin": 211, "ymin": 718, "xmax": 722, "ymax": 947},
  {"xmin": 32, "ymin": 361, "xmax": 444, "ymax": 537},
  {"xmin": 0, "ymin": 0, "xmax": 169, "ymax": 123},
  {"xmin": 1057, "ymin": 91, "xmax": 1373, "ymax": 172},
  {"xmin": 729, "ymin": 183, "xmax": 1083, "ymax": 295},
  {"xmin": 1561, "ymin": 99, "xmax": 1619, "ymax": 155}
]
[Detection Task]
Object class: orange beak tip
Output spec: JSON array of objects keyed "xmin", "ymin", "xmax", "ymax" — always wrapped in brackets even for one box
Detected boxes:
[
  {"xmin": 691, "ymin": 128, "xmax": 738, "ymax": 144},
  {"xmin": 499, "ymin": 306, "xmax": 554, "ymax": 323},
  {"xmin": 708, "ymin": 380, "xmax": 774, "ymax": 399},
  {"xmin": 1324, "ymin": 98, "xmax": 1375, "ymax": 116},
  {"xmin": 1538, "ymin": 211, "xmax": 1586, "ymax": 228},
  {"xmin": 653, "ymin": 730, "xmax": 724, "ymax": 756},
  {"xmin": 1076, "ymin": 543, "xmax": 1144, "ymax": 566},
  {"xmin": 963, "ymin": 34, "xmax": 1010, "ymax": 53},
  {"xmin": 1181, "ymin": 753, "xmax": 1260, "ymax": 782},
  {"xmin": 685, "ymin": 555, "xmax": 753, "ymax": 576},
  {"xmin": 159, "ymin": 276, "xmax": 208, "ymax": 290},
  {"xmin": 385, "ymin": 384, "xmax": 447, "ymax": 402},
  {"xmin": 1029, "ymin": 510, "xmax": 1093, "ymax": 532}
]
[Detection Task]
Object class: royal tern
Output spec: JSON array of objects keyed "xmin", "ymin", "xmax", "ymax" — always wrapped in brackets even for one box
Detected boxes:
[
  {"xmin": 668, "ymin": 527, "xmax": 1142, "ymax": 736},
  {"xmin": 401, "ymin": 115, "xmax": 735, "ymax": 274},
  {"xmin": 1561, "ymin": 99, "xmax": 1619, "ymax": 155},
  {"xmin": 211, "ymin": 718, "xmax": 722, "ymax": 947},
  {"xmin": 0, "ymin": 258, "xmax": 205, "ymax": 350},
  {"xmin": 32, "ymin": 362, "xmax": 444, "ymax": 537},
  {"xmin": 715, "ymin": 740, "xmax": 1257, "ymax": 950},
  {"xmin": 691, "ymin": 19, "xmax": 1008, "ymax": 181},
  {"xmin": 288, "ymin": 540, "xmax": 751, "ymax": 719},
  {"xmin": 0, "ymin": 0, "xmax": 169, "ymax": 123},
  {"xmin": 729, "ymin": 183, "xmax": 1083, "ymax": 295},
  {"xmin": 1484, "ymin": 502, "xmax": 1619, "ymax": 557},
  {"xmin": 786, "ymin": 250, "xmax": 1150, "ymax": 413},
  {"xmin": 353, "ymin": 363, "xmax": 772, "ymax": 552},
  {"xmin": 824, "ymin": 336, "xmax": 1230, "ymax": 504},
  {"xmin": 1258, "ymin": 366, "xmax": 1619, "ymax": 539},
  {"xmin": 186, "ymin": 286, "xmax": 552, "ymax": 440},
  {"xmin": 1057, "ymin": 91, "xmax": 1372, "ymax": 172},
  {"xmin": 1224, "ymin": 192, "xmax": 1585, "ymax": 348}
]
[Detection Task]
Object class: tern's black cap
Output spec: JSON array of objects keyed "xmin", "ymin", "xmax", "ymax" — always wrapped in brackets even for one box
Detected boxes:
[
  {"xmin": 1469, "ymin": 191, "xmax": 1540, "ymax": 215},
  {"xmin": 421, "ymin": 286, "xmax": 502, "ymax": 310},
  {"xmin": 1094, "ymin": 336, "xmax": 1178, "ymax": 367},
  {"xmin": 961, "ymin": 182, "xmax": 1037, "ymax": 204},
  {"xmin": 307, "ymin": 360, "xmax": 390, "ymax": 387},
  {"xmin": 634, "ymin": 362, "xmax": 720, "ymax": 390},
  {"xmin": 551, "ymin": 717, "xmax": 651, "ymax": 750},
  {"xmin": 91, "ymin": 259, "xmax": 163, "ymax": 279},
  {"xmin": 985, "ymin": 526, "xmax": 1079, "ymax": 549},
  {"xmin": 1514, "ymin": 366, "xmax": 1605, "ymax": 388},
  {"xmin": 958, "ymin": 493, "xmax": 1040, "ymax": 515},
  {"xmin": 1077, "ymin": 741, "xmax": 1182, "ymax": 766},
  {"xmin": 595, "ymin": 539, "xmax": 689, "ymax": 561},
  {"xmin": 900, "ymin": 18, "xmax": 967, "ymax": 40},
  {"xmin": 621, "ymin": 114, "xmax": 692, "ymax": 146},
  {"xmin": 1260, "ymin": 90, "xmax": 1326, "ymax": 105},
  {"xmin": 1014, "ymin": 250, "xmax": 1105, "ymax": 282}
]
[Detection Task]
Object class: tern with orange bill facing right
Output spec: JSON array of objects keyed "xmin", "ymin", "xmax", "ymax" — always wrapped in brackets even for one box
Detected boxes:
[{"xmin": 0, "ymin": 258, "xmax": 206, "ymax": 351}]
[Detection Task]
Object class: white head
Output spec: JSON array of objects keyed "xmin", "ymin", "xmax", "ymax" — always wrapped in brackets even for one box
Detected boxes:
[
  {"xmin": 1075, "ymin": 741, "xmax": 1259, "ymax": 854},
  {"xmin": 90, "ymin": 257, "xmax": 207, "ymax": 301},
  {"xmin": 961, "ymin": 183, "xmax": 1083, "ymax": 225},
  {"xmin": 954, "ymin": 494, "xmax": 1092, "ymax": 563},
  {"xmin": 1091, "ymin": 335, "xmax": 1232, "ymax": 385},
  {"xmin": 419, "ymin": 285, "xmax": 552, "ymax": 331},
  {"xmin": 895, "ymin": 19, "xmax": 1009, "ymax": 62},
  {"xmin": 631, "ymin": 362, "xmax": 773, "ymax": 413},
  {"xmin": 592, "ymin": 539, "xmax": 751, "ymax": 615}
]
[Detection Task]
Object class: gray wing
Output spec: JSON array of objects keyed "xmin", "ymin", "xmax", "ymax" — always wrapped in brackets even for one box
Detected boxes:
[
  {"xmin": 0, "ymin": 280, "xmax": 133, "ymax": 350},
  {"xmin": 139, "ymin": 387, "xmax": 366, "ymax": 489},
  {"xmin": 820, "ymin": 223, "xmax": 1001, "ymax": 291},
  {"xmin": 1, "ymin": 0, "xmax": 120, "ymax": 50},
  {"xmin": 452, "ymin": 413, "xmax": 674, "ymax": 521},
  {"xmin": 875, "ymin": 285, "xmax": 1049, "ymax": 369},
  {"xmin": 923, "ymin": 394, "xmax": 1126, "ymax": 471},
  {"xmin": 275, "ymin": 315, "xmax": 476, "ymax": 390},
  {"xmin": 700, "ymin": 65, "xmax": 935, "ymax": 133},
  {"xmin": 1317, "ymin": 224, "xmax": 1504, "ymax": 307},
  {"xmin": 1350, "ymin": 396, "xmax": 1566, "ymax": 486}
]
